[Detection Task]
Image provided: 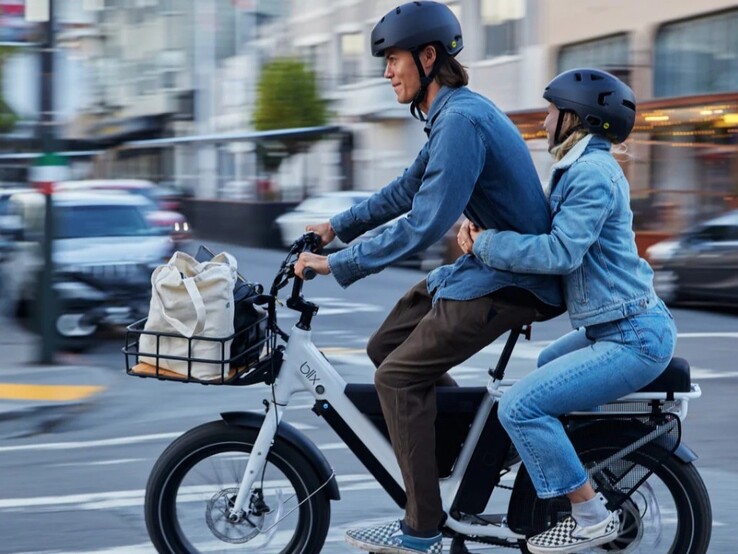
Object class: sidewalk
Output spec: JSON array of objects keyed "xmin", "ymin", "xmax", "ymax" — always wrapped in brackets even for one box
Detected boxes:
[{"xmin": 0, "ymin": 316, "xmax": 111, "ymax": 440}]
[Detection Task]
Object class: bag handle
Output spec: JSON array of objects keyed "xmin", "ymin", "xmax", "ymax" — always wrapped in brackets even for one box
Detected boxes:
[{"xmin": 153, "ymin": 276, "xmax": 207, "ymax": 337}]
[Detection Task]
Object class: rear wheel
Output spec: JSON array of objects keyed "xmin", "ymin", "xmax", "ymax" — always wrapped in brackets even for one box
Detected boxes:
[
  {"xmin": 516, "ymin": 444, "xmax": 712, "ymax": 553},
  {"xmin": 145, "ymin": 421, "xmax": 332, "ymax": 554}
]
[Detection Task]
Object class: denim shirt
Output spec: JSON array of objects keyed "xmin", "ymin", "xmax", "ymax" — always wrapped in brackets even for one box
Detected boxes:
[
  {"xmin": 472, "ymin": 134, "xmax": 658, "ymax": 328},
  {"xmin": 327, "ymin": 86, "xmax": 562, "ymax": 307}
]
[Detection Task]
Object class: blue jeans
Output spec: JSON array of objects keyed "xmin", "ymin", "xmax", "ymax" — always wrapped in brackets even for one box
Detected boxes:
[{"xmin": 498, "ymin": 301, "xmax": 677, "ymax": 498}]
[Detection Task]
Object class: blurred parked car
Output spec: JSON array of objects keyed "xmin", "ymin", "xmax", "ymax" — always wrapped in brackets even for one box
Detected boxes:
[
  {"xmin": 55, "ymin": 180, "xmax": 191, "ymax": 244},
  {"xmin": 647, "ymin": 209, "xmax": 738, "ymax": 306},
  {"xmin": 0, "ymin": 186, "xmax": 33, "ymax": 240},
  {"xmin": 274, "ymin": 191, "xmax": 444, "ymax": 270},
  {"xmin": 4, "ymin": 191, "xmax": 173, "ymax": 350}
]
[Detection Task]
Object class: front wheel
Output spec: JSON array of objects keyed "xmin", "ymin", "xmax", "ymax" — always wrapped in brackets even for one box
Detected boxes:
[
  {"xmin": 514, "ymin": 443, "xmax": 712, "ymax": 553},
  {"xmin": 145, "ymin": 420, "xmax": 332, "ymax": 554}
]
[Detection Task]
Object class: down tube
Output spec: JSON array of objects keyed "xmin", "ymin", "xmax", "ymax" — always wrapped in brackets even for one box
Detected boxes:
[{"xmin": 287, "ymin": 328, "xmax": 405, "ymax": 499}]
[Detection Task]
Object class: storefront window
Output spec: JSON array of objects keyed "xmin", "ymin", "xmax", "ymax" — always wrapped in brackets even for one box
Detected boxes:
[{"xmin": 654, "ymin": 9, "xmax": 738, "ymax": 97}]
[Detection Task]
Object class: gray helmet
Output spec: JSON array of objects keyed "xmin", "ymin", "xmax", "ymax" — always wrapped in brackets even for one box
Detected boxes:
[
  {"xmin": 543, "ymin": 68, "xmax": 636, "ymax": 144},
  {"xmin": 371, "ymin": 1, "xmax": 463, "ymax": 58}
]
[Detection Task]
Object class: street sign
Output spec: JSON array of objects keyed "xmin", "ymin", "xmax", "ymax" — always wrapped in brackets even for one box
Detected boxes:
[
  {"xmin": 0, "ymin": 0, "xmax": 43, "ymax": 43},
  {"xmin": 30, "ymin": 152, "xmax": 69, "ymax": 194}
]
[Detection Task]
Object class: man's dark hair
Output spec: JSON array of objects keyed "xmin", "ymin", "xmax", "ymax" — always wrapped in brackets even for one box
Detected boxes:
[{"xmin": 428, "ymin": 42, "xmax": 469, "ymax": 88}]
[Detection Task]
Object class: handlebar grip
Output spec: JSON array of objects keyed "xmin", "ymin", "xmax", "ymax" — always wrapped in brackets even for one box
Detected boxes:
[{"xmin": 303, "ymin": 267, "xmax": 317, "ymax": 281}]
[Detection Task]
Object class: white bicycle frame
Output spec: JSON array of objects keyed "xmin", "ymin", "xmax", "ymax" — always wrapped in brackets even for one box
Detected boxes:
[{"xmin": 228, "ymin": 321, "xmax": 702, "ymax": 542}]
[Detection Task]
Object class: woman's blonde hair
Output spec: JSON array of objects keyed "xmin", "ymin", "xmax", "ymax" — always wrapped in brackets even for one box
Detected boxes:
[
  {"xmin": 551, "ymin": 111, "xmax": 631, "ymax": 163},
  {"xmin": 550, "ymin": 112, "xmax": 588, "ymax": 162}
]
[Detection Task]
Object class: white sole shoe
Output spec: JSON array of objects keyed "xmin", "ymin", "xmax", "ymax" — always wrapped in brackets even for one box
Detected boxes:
[{"xmin": 526, "ymin": 511, "xmax": 620, "ymax": 554}]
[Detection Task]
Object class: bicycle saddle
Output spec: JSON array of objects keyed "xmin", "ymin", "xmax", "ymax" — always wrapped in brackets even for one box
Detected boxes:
[{"xmin": 637, "ymin": 357, "xmax": 691, "ymax": 395}]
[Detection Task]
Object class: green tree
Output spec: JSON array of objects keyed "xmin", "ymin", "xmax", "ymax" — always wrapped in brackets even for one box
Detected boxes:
[
  {"xmin": 0, "ymin": 47, "xmax": 18, "ymax": 133},
  {"xmin": 253, "ymin": 58, "xmax": 327, "ymax": 131},
  {"xmin": 252, "ymin": 58, "xmax": 329, "ymax": 174}
]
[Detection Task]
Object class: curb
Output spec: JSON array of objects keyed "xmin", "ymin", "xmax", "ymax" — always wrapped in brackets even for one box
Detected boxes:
[{"xmin": 0, "ymin": 365, "xmax": 111, "ymax": 440}]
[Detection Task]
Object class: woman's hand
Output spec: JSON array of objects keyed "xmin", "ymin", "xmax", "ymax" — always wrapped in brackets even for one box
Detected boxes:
[
  {"xmin": 294, "ymin": 252, "xmax": 331, "ymax": 279},
  {"xmin": 305, "ymin": 222, "xmax": 336, "ymax": 247},
  {"xmin": 457, "ymin": 219, "xmax": 482, "ymax": 255}
]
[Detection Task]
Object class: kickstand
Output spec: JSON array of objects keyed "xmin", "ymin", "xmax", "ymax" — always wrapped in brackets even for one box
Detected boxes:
[{"xmin": 450, "ymin": 537, "xmax": 471, "ymax": 554}]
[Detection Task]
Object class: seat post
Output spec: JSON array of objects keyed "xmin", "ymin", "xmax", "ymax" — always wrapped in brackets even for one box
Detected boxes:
[{"xmin": 489, "ymin": 326, "xmax": 529, "ymax": 381}]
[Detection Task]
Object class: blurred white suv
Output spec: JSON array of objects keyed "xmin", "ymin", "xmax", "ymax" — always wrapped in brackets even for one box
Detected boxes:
[{"xmin": 4, "ymin": 191, "xmax": 174, "ymax": 349}]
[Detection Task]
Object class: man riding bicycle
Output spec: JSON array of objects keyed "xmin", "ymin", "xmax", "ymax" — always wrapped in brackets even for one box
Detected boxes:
[{"xmin": 294, "ymin": 2, "xmax": 562, "ymax": 552}]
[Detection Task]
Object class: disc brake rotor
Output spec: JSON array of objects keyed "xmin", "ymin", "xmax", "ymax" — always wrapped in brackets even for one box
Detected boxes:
[{"xmin": 205, "ymin": 487, "xmax": 286, "ymax": 545}]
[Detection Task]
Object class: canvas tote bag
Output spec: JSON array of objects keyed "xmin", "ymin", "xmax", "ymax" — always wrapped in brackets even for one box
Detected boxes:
[{"xmin": 140, "ymin": 251, "xmax": 237, "ymax": 379}]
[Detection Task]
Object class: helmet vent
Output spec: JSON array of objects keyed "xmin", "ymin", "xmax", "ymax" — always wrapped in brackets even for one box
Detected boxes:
[
  {"xmin": 590, "ymin": 73, "xmax": 605, "ymax": 81},
  {"xmin": 374, "ymin": 38, "xmax": 385, "ymax": 47},
  {"xmin": 414, "ymin": 1, "xmax": 422, "ymax": 5},
  {"xmin": 396, "ymin": 6, "xmax": 402, "ymax": 14},
  {"xmin": 586, "ymin": 115, "xmax": 602, "ymax": 126},
  {"xmin": 622, "ymin": 99, "xmax": 636, "ymax": 111},
  {"xmin": 597, "ymin": 92, "xmax": 613, "ymax": 106},
  {"xmin": 574, "ymin": 73, "xmax": 582, "ymax": 81}
]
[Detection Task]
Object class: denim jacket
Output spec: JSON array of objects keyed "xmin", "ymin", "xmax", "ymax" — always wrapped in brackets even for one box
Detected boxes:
[
  {"xmin": 473, "ymin": 134, "xmax": 658, "ymax": 328},
  {"xmin": 327, "ymin": 86, "xmax": 562, "ymax": 307}
]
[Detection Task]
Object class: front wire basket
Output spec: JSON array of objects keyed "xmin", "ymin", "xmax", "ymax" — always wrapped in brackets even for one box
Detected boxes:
[{"xmin": 123, "ymin": 312, "xmax": 279, "ymax": 386}]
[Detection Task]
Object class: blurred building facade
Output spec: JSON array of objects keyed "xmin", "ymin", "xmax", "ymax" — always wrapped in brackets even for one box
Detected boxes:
[
  {"xmin": 1, "ymin": 0, "xmax": 288, "ymax": 196},
  {"xmin": 284, "ymin": 0, "xmax": 738, "ymax": 234},
  {"xmin": 2, "ymin": 0, "xmax": 737, "ymax": 237}
]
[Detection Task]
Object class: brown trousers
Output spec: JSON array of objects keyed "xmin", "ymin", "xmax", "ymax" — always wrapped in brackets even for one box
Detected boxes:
[{"xmin": 367, "ymin": 280, "xmax": 539, "ymax": 532}]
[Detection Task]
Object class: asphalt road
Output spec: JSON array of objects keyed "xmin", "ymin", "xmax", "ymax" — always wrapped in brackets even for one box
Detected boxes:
[{"xmin": 1, "ymin": 244, "xmax": 736, "ymax": 553}]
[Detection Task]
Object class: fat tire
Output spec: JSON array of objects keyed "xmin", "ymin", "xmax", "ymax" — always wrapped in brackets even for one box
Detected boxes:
[{"xmin": 145, "ymin": 420, "xmax": 331, "ymax": 554}]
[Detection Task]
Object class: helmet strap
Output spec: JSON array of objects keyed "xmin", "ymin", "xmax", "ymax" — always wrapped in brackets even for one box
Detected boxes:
[
  {"xmin": 410, "ymin": 49, "xmax": 440, "ymax": 122},
  {"xmin": 553, "ymin": 110, "xmax": 585, "ymax": 146},
  {"xmin": 553, "ymin": 109, "xmax": 567, "ymax": 146}
]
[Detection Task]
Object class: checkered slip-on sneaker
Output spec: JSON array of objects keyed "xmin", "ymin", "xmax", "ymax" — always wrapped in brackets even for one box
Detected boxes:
[
  {"xmin": 526, "ymin": 510, "xmax": 620, "ymax": 554},
  {"xmin": 345, "ymin": 519, "xmax": 443, "ymax": 554}
]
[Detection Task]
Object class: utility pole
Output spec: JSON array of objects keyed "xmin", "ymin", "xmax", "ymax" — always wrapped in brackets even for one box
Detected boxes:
[{"xmin": 27, "ymin": 0, "xmax": 60, "ymax": 363}]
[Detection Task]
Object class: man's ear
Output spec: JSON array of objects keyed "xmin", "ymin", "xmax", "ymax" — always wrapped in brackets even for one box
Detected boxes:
[{"xmin": 421, "ymin": 44, "xmax": 437, "ymax": 72}]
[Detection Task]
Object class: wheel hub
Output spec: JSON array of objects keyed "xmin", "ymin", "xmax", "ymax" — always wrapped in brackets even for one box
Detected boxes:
[
  {"xmin": 205, "ymin": 488, "xmax": 260, "ymax": 544},
  {"xmin": 204, "ymin": 487, "xmax": 285, "ymax": 545},
  {"xmin": 56, "ymin": 313, "xmax": 97, "ymax": 337}
]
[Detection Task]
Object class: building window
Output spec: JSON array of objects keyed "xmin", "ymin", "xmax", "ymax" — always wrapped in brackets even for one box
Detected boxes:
[
  {"xmin": 165, "ymin": 13, "xmax": 184, "ymax": 51},
  {"xmin": 340, "ymin": 32, "xmax": 363, "ymax": 85},
  {"xmin": 557, "ymin": 34, "xmax": 631, "ymax": 85},
  {"xmin": 654, "ymin": 9, "xmax": 738, "ymax": 97},
  {"xmin": 481, "ymin": 0, "xmax": 524, "ymax": 58},
  {"xmin": 304, "ymin": 42, "xmax": 332, "ymax": 90},
  {"xmin": 161, "ymin": 69, "xmax": 178, "ymax": 90}
]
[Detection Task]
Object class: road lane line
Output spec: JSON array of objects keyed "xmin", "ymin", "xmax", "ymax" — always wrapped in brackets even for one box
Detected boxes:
[
  {"xmin": 691, "ymin": 367, "xmax": 738, "ymax": 379},
  {"xmin": 677, "ymin": 332, "xmax": 738, "ymax": 339},
  {"xmin": 0, "ymin": 422, "xmax": 317, "ymax": 454},
  {"xmin": 0, "ymin": 473, "xmax": 376, "ymax": 511},
  {"xmin": 52, "ymin": 458, "xmax": 148, "ymax": 468},
  {"xmin": 0, "ymin": 432, "xmax": 184, "ymax": 453}
]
